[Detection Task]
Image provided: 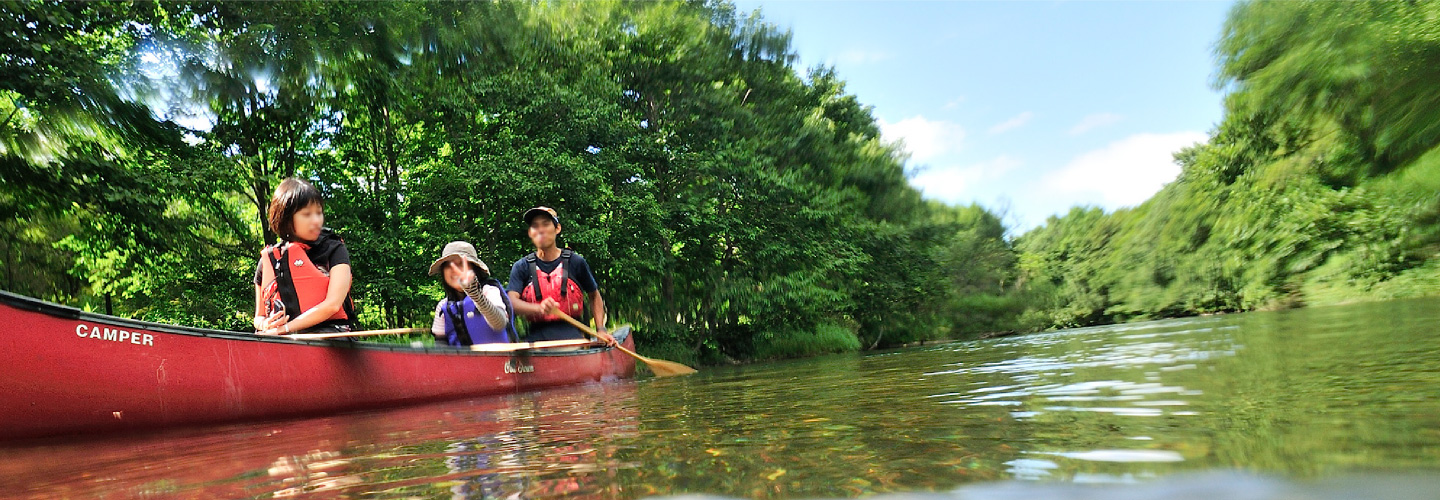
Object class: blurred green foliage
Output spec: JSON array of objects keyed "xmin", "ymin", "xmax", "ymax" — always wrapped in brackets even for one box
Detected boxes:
[
  {"xmin": 1013, "ymin": 0, "xmax": 1440, "ymax": 329},
  {"xmin": 1, "ymin": 1, "xmax": 1018, "ymax": 361}
]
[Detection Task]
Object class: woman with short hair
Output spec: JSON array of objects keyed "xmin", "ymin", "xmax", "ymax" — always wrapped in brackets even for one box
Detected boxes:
[{"xmin": 253, "ymin": 177, "xmax": 355, "ymax": 335}]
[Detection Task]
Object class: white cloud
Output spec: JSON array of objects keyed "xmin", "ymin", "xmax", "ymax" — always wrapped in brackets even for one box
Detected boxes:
[
  {"xmin": 1068, "ymin": 113, "xmax": 1123, "ymax": 135},
  {"xmin": 834, "ymin": 49, "xmax": 891, "ymax": 65},
  {"xmin": 1043, "ymin": 132, "xmax": 1208, "ymax": 208},
  {"xmin": 879, "ymin": 116, "xmax": 966, "ymax": 163},
  {"xmin": 988, "ymin": 111, "xmax": 1034, "ymax": 135},
  {"xmin": 942, "ymin": 96, "xmax": 966, "ymax": 110},
  {"xmin": 909, "ymin": 155, "xmax": 1021, "ymax": 202}
]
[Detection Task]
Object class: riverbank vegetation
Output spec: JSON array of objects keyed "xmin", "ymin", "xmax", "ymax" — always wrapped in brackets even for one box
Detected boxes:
[
  {"xmin": 4, "ymin": 1, "xmax": 1438, "ymax": 365},
  {"xmin": 1013, "ymin": 0, "xmax": 1440, "ymax": 328}
]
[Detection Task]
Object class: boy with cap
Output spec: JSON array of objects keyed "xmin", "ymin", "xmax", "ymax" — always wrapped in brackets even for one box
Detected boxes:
[
  {"xmin": 507, "ymin": 206, "xmax": 616, "ymax": 345},
  {"xmin": 429, "ymin": 241, "xmax": 519, "ymax": 346}
]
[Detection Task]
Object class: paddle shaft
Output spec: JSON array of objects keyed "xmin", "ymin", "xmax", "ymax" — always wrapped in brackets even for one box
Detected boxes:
[
  {"xmin": 549, "ymin": 312, "xmax": 696, "ymax": 376},
  {"xmin": 285, "ymin": 327, "xmax": 428, "ymax": 340},
  {"xmin": 469, "ymin": 338, "xmax": 595, "ymax": 352},
  {"xmin": 550, "ymin": 311, "xmax": 642, "ymax": 356}
]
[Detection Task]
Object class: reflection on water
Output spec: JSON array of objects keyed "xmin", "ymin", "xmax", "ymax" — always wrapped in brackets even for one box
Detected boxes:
[
  {"xmin": 0, "ymin": 383, "xmax": 641, "ymax": 499},
  {"xmin": 656, "ymin": 471, "xmax": 1440, "ymax": 500},
  {"xmin": 3, "ymin": 298, "xmax": 1440, "ymax": 498}
]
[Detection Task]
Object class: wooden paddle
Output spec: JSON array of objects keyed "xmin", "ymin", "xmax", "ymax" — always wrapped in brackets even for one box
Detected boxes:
[
  {"xmin": 550, "ymin": 309, "xmax": 697, "ymax": 377},
  {"xmin": 469, "ymin": 338, "xmax": 596, "ymax": 352},
  {"xmin": 285, "ymin": 327, "xmax": 428, "ymax": 340},
  {"xmin": 288, "ymin": 328, "xmax": 596, "ymax": 352}
]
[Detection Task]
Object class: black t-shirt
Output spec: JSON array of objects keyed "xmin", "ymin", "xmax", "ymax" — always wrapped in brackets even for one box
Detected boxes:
[
  {"xmin": 506, "ymin": 250, "xmax": 599, "ymax": 296},
  {"xmin": 253, "ymin": 229, "xmax": 352, "ymax": 286}
]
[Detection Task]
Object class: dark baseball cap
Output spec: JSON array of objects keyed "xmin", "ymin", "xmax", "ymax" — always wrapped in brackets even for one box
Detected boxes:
[{"xmin": 524, "ymin": 206, "xmax": 560, "ymax": 225}]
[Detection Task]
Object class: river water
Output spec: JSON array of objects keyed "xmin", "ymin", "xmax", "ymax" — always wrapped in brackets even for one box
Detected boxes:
[{"xmin": 3, "ymin": 299, "xmax": 1439, "ymax": 499}]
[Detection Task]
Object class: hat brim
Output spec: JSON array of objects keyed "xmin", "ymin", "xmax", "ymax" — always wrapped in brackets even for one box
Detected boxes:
[
  {"xmin": 428, "ymin": 254, "xmax": 490, "ymax": 276},
  {"xmin": 427, "ymin": 255, "xmax": 456, "ymax": 276},
  {"xmin": 524, "ymin": 208, "xmax": 559, "ymax": 225}
]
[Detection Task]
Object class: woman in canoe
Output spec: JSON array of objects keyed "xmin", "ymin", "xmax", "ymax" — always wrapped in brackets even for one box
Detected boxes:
[
  {"xmin": 428, "ymin": 241, "xmax": 519, "ymax": 346},
  {"xmin": 253, "ymin": 177, "xmax": 356, "ymax": 335}
]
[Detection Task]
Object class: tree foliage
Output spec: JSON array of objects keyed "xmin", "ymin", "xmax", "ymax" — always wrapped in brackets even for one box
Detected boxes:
[{"xmin": 2, "ymin": 0, "xmax": 1017, "ymax": 362}]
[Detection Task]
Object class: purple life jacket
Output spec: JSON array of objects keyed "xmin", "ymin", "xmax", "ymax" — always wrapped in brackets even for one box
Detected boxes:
[{"xmin": 441, "ymin": 280, "xmax": 519, "ymax": 346}]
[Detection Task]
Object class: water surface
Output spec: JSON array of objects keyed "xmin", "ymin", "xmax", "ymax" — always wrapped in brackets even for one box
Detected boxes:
[{"xmin": 4, "ymin": 298, "xmax": 1439, "ymax": 498}]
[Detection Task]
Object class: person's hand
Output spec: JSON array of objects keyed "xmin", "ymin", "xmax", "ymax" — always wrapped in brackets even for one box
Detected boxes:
[
  {"xmin": 540, "ymin": 298, "xmax": 561, "ymax": 315},
  {"xmin": 448, "ymin": 261, "xmax": 477, "ymax": 289},
  {"xmin": 595, "ymin": 328, "xmax": 617, "ymax": 346},
  {"xmin": 257, "ymin": 310, "xmax": 290, "ymax": 335}
]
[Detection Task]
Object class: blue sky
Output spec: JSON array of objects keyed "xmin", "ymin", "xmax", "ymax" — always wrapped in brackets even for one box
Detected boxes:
[{"xmin": 732, "ymin": 0, "xmax": 1236, "ymax": 231}]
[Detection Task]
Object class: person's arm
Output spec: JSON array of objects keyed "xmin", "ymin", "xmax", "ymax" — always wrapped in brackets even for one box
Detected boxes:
[
  {"xmin": 508, "ymin": 290, "xmax": 557, "ymax": 318},
  {"xmin": 572, "ymin": 255, "xmax": 613, "ymax": 345},
  {"xmin": 587, "ymin": 290, "xmax": 615, "ymax": 346},
  {"xmin": 506, "ymin": 259, "xmax": 556, "ymax": 317},
  {"xmin": 254, "ymin": 253, "xmax": 287, "ymax": 333},
  {"xmin": 451, "ymin": 261, "xmax": 509, "ymax": 331},
  {"xmin": 464, "ymin": 283, "xmax": 510, "ymax": 331},
  {"xmin": 260, "ymin": 264, "xmax": 352, "ymax": 335},
  {"xmin": 432, "ymin": 302, "xmax": 446, "ymax": 340}
]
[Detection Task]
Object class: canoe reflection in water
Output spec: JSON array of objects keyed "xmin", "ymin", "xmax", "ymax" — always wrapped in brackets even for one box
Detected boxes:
[
  {"xmin": 446, "ymin": 435, "xmax": 521, "ymax": 499},
  {"xmin": 442, "ymin": 423, "xmax": 616, "ymax": 498},
  {"xmin": 2, "ymin": 381, "xmax": 640, "ymax": 499},
  {"xmin": 268, "ymin": 450, "xmax": 363, "ymax": 498}
]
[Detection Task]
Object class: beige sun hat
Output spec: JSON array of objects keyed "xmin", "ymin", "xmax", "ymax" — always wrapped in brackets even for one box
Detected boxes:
[{"xmin": 428, "ymin": 241, "xmax": 491, "ymax": 276}]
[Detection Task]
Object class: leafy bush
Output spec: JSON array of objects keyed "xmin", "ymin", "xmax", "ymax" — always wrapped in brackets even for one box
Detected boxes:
[{"xmin": 751, "ymin": 322, "xmax": 861, "ymax": 361}]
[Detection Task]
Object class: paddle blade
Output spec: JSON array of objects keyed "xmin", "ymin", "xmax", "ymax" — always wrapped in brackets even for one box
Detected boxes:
[{"xmin": 644, "ymin": 358, "xmax": 698, "ymax": 377}]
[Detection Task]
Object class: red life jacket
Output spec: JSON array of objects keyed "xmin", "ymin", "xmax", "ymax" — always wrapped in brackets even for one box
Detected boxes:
[
  {"xmin": 263, "ymin": 241, "xmax": 354, "ymax": 327},
  {"xmin": 519, "ymin": 249, "xmax": 585, "ymax": 322}
]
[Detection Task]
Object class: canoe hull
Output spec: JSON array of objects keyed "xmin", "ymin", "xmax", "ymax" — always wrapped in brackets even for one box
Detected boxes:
[{"xmin": 0, "ymin": 292, "xmax": 636, "ymax": 440}]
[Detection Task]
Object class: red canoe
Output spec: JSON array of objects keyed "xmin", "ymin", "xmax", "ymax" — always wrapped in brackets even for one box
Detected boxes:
[{"xmin": 0, "ymin": 291, "xmax": 636, "ymax": 440}]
